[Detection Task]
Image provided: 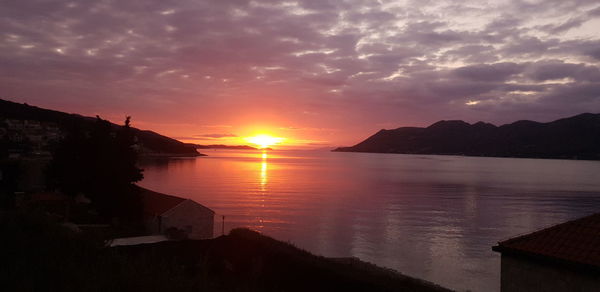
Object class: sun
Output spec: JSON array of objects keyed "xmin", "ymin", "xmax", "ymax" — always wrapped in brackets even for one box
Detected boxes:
[{"xmin": 245, "ymin": 134, "xmax": 285, "ymax": 149}]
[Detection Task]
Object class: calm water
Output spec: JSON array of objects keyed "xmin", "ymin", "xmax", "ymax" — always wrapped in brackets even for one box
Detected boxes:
[{"xmin": 139, "ymin": 150, "xmax": 600, "ymax": 292}]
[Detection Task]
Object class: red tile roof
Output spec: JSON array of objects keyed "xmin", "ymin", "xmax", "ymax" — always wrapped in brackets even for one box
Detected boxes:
[
  {"xmin": 493, "ymin": 213, "xmax": 600, "ymax": 269},
  {"xmin": 139, "ymin": 187, "xmax": 186, "ymax": 216}
]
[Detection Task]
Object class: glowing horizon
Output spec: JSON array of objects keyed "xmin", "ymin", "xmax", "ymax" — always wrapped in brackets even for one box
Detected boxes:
[{"xmin": 244, "ymin": 134, "xmax": 286, "ymax": 149}]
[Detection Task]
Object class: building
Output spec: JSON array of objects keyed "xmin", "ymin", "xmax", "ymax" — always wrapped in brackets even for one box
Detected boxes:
[
  {"xmin": 492, "ymin": 213, "xmax": 600, "ymax": 292},
  {"xmin": 140, "ymin": 187, "xmax": 214, "ymax": 239}
]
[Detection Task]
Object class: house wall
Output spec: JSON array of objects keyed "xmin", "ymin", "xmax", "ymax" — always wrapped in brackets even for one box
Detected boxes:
[
  {"xmin": 500, "ymin": 254, "xmax": 600, "ymax": 292},
  {"xmin": 161, "ymin": 200, "xmax": 214, "ymax": 239}
]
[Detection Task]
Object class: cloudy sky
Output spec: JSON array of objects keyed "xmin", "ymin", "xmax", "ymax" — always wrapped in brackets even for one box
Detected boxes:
[{"xmin": 2, "ymin": 0, "xmax": 600, "ymax": 147}]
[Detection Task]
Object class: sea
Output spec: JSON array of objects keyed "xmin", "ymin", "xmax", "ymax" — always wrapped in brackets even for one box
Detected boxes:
[{"xmin": 139, "ymin": 149, "xmax": 600, "ymax": 292}]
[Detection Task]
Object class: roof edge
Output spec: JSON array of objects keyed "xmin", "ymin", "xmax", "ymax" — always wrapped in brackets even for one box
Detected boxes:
[
  {"xmin": 493, "ymin": 245, "xmax": 600, "ymax": 274},
  {"xmin": 497, "ymin": 212, "xmax": 599, "ymax": 247},
  {"xmin": 161, "ymin": 199, "xmax": 215, "ymax": 216}
]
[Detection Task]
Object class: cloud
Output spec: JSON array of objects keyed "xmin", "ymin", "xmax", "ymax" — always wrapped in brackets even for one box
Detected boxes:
[
  {"xmin": 197, "ymin": 124, "xmax": 233, "ymax": 128},
  {"xmin": 453, "ymin": 63, "xmax": 525, "ymax": 82},
  {"xmin": 585, "ymin": 47, "xmax": 600, "ymax": 60},
  {"xmin": 193, "ymin": 133, "xmax": 238, "ymax": 139},
  {"xmin": 307, "ymin": 142, "xmax": 331, "ymax": 146},
  {"xmin": 279, "ymin": 126, "xmax": 335, "ymax": 131},
  {"xmin": 1, "ymin": 0, "xmax": 599, "ymax": 145},
  {"xmin": 526, "ymin": 61, "xmax": 600, "ymax": 82},
  {"xmin": 173, "ymin": 133, "xmax": 239, "ymax": 141}
]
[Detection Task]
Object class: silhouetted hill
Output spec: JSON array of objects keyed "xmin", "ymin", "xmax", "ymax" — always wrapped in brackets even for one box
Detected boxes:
[
  {"xmin": 0, "ymin": 99, "xmax": 201, "ymax": 156},
  {"xmin": 334, "ymin": 113, "xmax": 600, "ymax": 160}
]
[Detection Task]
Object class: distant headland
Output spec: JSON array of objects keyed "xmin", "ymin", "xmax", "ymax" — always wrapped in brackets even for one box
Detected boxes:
[
  {"xmin": 0, "ymin": 98, "xmax": 203, "ymax": 157},
  {"xmin": 334, "ymin": 113, "xmax": 600, "ymax": 160}
]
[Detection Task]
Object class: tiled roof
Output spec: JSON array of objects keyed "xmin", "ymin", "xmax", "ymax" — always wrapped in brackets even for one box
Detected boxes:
[
  {"xmin": 493, "ymin": 213, "xmax": 600, "ymax": 268},
  {"xmin": 139, "ymin": 187, "xmax": 186, "ymax": 216}
]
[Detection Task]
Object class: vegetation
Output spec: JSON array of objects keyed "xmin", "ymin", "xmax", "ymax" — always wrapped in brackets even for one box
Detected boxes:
[
  {"xmin": 0, "ymin": 211, "xmax": 201, "ymax": 292},
  {"xmin": 46, "ymin": 116, "xmax": 143, "ymax": 222},
  {"xmin": 0, "ymin": 211, "xmax": 451, "ymax": 292},
  {"xmin": 0, "ymin": 159, "xmax": 19, "ymax": 208}
]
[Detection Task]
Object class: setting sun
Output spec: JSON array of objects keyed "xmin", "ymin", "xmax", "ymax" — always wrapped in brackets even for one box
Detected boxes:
[{"xmin": 244, "ymin": 134, "xmax": 285, "ymax": 149}]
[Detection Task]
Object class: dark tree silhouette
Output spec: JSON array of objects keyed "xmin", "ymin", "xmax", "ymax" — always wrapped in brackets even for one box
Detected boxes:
[
  {"xmin": 47, "ymin": 116, "xmax": 144, "ymax": 223},
  {"xmin": 0, "ymin": 122, "xmax": 20, "ymax": 208},
  {"xmin": 47, "ymin": 125, "xmax": 89, "ymax": 197}
]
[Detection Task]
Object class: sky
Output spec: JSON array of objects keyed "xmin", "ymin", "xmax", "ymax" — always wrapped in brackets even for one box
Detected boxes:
[{"xmin": 2, "ymin": 0, "xmax": 600, "ymax": 148}]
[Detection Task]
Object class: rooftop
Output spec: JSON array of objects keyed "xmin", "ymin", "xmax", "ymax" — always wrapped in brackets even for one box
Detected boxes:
[
  {"xmin": 139, "ymin": 187, "xmax": 186, "ymax": 216},
  {"xmin": 138, "ymin": 186, "xmax": 214, "ymax": 216},
  {"xmin": 493, "ymin": 212, "xmax": 600, "ymax": 269}
]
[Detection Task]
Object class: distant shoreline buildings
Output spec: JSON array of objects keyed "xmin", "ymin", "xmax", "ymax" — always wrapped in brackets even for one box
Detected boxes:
[{"xmin": 1, "ymin": 118, "xmax": 62, "ymax": 157}]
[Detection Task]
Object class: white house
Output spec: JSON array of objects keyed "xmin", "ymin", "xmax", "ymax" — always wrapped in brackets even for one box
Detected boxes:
[{"xmin": 139, "ymin": 187, "xmax": 214, "ymax": 239}]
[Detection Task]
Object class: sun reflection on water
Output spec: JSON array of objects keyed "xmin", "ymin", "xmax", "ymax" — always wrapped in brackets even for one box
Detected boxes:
[{"xmin": 260, "ymin": 150, "xmax": 268, "ymax": 191}]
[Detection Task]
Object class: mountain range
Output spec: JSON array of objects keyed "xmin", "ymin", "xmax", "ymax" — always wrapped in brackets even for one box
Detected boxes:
[{"xmin": 334, "ymin": 113, "xmax": 600, "ymax": 160}]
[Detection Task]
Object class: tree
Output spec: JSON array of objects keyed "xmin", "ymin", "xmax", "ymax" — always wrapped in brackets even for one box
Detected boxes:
[
  {"xmin": 47, "ymin": 116, "xmax": 144, "ymax": 223},
  {"xmin": 47, "ymin": 125, "xmax": 89, "ymax": 198},
  {"xmin": 0, "ymin": 124, "xmax": 21, "ymax": 209}
]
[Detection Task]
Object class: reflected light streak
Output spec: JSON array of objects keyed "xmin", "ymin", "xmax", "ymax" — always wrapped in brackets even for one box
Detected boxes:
[{"xmin": 260, "ymin": 151, "xmax": 268, "ymax": 191}]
